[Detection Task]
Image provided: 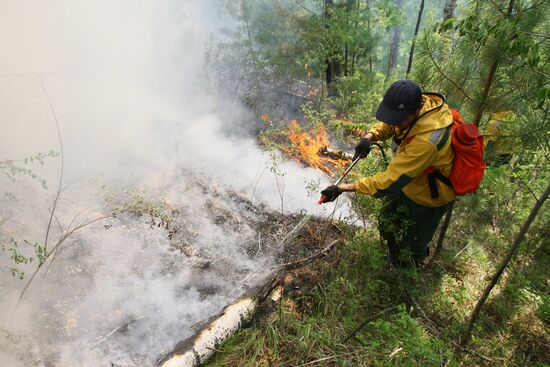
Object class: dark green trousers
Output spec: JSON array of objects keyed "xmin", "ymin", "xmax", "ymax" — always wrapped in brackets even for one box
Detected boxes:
[{"xmin": 378, "ymin": 192, "xmax": 453, "ymax": 266}]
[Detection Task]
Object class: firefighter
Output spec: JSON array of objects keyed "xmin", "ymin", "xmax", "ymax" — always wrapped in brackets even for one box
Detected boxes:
[
  {"xmin": 321, "ymin": 80, "xmax": 455, "ymax": 267},
  {"xmin": 483, "ymin": 110, "xmax": 516, "ymax": 166}
]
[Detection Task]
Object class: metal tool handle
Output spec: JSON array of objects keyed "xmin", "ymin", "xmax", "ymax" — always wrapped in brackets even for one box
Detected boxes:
[{"xmin": 318, "ymin": 156, "xmax": 362, "ymax": 204}]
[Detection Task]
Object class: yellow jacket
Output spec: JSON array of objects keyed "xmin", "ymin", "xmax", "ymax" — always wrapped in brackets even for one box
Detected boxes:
[
  {"xmin": 355, "ymin": 94, "xmax": 456, "ymax": 207},
  {"xmin": 483, "ymin": 110, "xmax": 516, "ymax": 155}
]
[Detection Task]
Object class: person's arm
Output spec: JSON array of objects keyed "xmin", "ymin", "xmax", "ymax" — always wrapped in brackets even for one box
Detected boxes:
[
  {"xmin": 367, "ymin": 122, "xmax": 394, "ymax": 142},
  {"xmin": 326, "ymin": 140, "xmax": 436, "ymax": 198},
  {"xmin": 338, "ymin": 183, "xmax": 356, "ymax": 192},
  {"xmin": 354, "ymin": 139, "xmax": 438, "ymax": 196}
]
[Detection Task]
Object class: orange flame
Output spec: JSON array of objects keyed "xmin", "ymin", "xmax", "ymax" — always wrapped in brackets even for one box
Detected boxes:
[
  {"xmin": 260, "ymin": 114, "xmax": 272, "ymax": 125},
  {"xmin": 285, "ymin": 120, "xmax": 347, "ymax": 174}
]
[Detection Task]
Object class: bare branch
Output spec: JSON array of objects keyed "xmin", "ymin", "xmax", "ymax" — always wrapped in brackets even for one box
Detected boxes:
[
  {"xmin": 461, "ymin": 179, "xmax": 550, "ymax": 346},
  {"xmin": 278, "ymin": 238, "xmax": 341, "ymax": 268},
  {"xmin": 343, "ymin": 305, "xmax": 398, "ymax": 343},
  {"xmin": 518, "ymin": 30, "xmax": 550, "ymax": 40},
  {"xmin": 17, "ymin": 215, "xmax": 109, "ymax": 306},
  {"xmin": 423, "ymin": 35, "xmax": 474, "ymax": 103},
  {"xmin": 407, "ymin": 296, "xmax": 496, "ymax": 363},
  {"xmin": 38, "ymin": 78, "xmax": 65, "ymax": 254}
]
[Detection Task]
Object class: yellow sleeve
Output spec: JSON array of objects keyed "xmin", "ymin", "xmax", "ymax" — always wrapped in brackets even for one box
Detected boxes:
[
  {"xmin": 355, "ymin": 139, "xmax": 437, "ymax": 196},
  {"xmin": 368, "ymin": 122, "xmax": 394, "ymax": 142}
]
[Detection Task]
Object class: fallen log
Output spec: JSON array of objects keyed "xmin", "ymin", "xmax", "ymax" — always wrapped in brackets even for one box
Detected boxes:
[
  {"xmin": 318, "ymin": 146, "xmax": 353, "ymax": 161},
  {"xmin": 158, "ymin": 217, "xmax": 344, "ymax": 367},
  {"xmin": 160, "ymin": 298, "xmax": 259, "ymax": 367}
]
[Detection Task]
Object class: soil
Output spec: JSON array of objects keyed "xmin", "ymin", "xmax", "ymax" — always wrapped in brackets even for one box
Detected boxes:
[{"xmin": 120, "ymin": 175, "xmax": 347, "ymax": 365}]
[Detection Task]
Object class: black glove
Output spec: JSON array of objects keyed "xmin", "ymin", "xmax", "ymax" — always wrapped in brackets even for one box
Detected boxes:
[
  {"xmin": 320, "ymin": 185, "xmax": 342, "ymax": 203},
  {"xmin": 353, "ymin": 137, "xmax": 371, "ymax": 161}
]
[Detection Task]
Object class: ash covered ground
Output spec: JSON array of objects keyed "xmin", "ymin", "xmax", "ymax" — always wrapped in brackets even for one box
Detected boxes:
[{"xmin": 0, "ymin": 173, "xmax": 347, "ymax": 367}]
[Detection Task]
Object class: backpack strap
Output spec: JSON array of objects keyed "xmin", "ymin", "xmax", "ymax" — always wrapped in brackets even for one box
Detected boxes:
[
  {"xmin": 427, "ymin": 170, "xmax": 453, "ymax": 199},
  {"xmin": 425, "ymin": 125, "xmax": 452, "ymax": 198}
]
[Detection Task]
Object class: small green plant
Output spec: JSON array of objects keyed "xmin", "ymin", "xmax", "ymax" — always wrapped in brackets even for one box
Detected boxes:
[
  {"xmin": 0, "ymin": 237, "xmax": 50, "ymax": 280},
  {"xmin": 304, "ymin": 178, "xmax": 321, "ymax": 198},
  {"xmin": 107, "ymin": 188, "xmax": 175, "ymax": 230},
  {"xmin": 1, "ymin": 151, "xmax": 59, "ymax": 279},
  {"xmin": 266, "ymin": 152, "xmax": 287, "ymax": 215},
  {"xmin": 0, "ymin": 150, "xmax": 58, "ymax": 189}
]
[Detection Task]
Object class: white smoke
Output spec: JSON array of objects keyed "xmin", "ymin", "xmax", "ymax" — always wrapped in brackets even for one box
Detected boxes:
[{"xmin": 0, "ymin": 1, "xmax": 352, "ymax": 365}]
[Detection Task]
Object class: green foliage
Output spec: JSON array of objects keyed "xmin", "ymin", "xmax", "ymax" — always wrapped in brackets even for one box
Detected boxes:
[
  {"xmin": 0, "ymin": 150, "xmax": 58, "ymax": 189},
  {"xmin": 363, "ymin": 305, "xmax": 453, "ymax": 366},
  {"xmin": 1, "ymin": 150, "xmax": 59, "ymax": 279},
  {"xmin": 0, "ymin": 237, "xmax": 52, "ymax": 279},
  {"xmin": 208, "ymin": 232, "xmax": 459, "ymax": 366},
  {"xmin": 209, "ymin": 1, "xmax": 550, "ymax": 365},
  {"xmin": 106, "ymin": 188, "xmax": 175, "ymax": 230},
  {"xmin": 301, "ymin": 101, "xmax": 337, "ymax": 130},
  {"xmin": 330, "ymin": 72, "xmax": 385, "ymax": 122},
  {"xmin": 413, "ymin": 0, "xmax": 549, "ymax": 126}
]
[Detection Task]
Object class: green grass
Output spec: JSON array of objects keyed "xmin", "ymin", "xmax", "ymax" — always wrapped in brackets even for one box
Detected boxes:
[
  {"xmin": 206, "ymin": 161, "xmax": 550, "ymax": 366},
  {"xmin": 205, "ymin": 206, "xmax": 549, "ymax": 366}
]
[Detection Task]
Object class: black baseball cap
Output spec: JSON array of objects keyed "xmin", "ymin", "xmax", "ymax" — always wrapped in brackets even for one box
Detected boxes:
[{"xmin": 375, "ymin": 80, "xmax": 422, "ymax": 125}]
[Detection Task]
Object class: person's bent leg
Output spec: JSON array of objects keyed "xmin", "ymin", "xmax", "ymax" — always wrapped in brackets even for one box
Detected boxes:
[{"xmin": 401, "ymin": 195, "xmax": 453, "ymax": 265}]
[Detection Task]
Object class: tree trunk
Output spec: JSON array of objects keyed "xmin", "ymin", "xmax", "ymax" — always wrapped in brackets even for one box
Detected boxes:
[
  {"xmin": 343, "ymin": 0, "xmax": 355, "ymax": 77},
  {"xmin": 406, "ymin": 0, "xmax": 425, "ymax": 77},
  {"xmin": 460, "ymin": 179, "xmax": 550, "ymax": 347},
  {"xmin": 433, "ymin": 201, "xmax": 454, "ymax": 259},
  {"xmin": 161, "ymin": 298, "xmax": 258, "ymax": 367},
  {"xmin": 386, "ymin": 0, "xmax": 403, "ymax": 77},
  {"xmin": 443, "ymin": 0, "xmax": 457, "ymax": 21},
  {"xmin": 325, "ymin": 0, "xmax": 341, "ymax": 96},
  {"xmin": 367, "ymin": 0, "xmax": 373, "ymax": 72},
  {"xmin": 472, "ymin": 61, "xmax": 498, "ymax": 126},
  {"xmin": 472, "ymin": 0, "xmax": 515, "ymax": 126},
  {"xmin": 351, "ymin": 0, "xmax": 359, "ymax": 74}
]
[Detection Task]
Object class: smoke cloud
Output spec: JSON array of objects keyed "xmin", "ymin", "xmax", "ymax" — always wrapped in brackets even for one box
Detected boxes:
[{"xmin": 0, "ymin": 1, "xmax": 352, "ymax": 365}]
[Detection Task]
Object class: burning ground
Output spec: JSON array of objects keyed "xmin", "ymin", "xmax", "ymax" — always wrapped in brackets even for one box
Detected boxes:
[
  {"xmin": 0, "ymin": 169, "xmax": 346, "ymax": 366},
  {"xmin": 0, "ymin": 1, "xmax": 354, "ymax": 366}
]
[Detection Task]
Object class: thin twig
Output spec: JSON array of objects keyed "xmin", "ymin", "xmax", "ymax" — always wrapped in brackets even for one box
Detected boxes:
[
  {"xmin": 518, "ymin": 30, "xmax": 550, "ymax": 39},
  {"xmin": 91, "ymin": 315, "xmax": 145, "ymax": 347},
  {"xmin": 432, "ymin": 202, "xmax": 454, "ymax": 261},
  {"xmin": 289, "ymin": 350, "xmax": 364, "ymax": 367},
  {"xmin": 250, "ymin": 167, "xmax": 267, "ymax": 201},
  {"xmin": 523, "ymin": 342, "xmax": 534, "ymax": 367},
  {"xmin": 278, "ymin": 239, "xmax": 341, "ymax": 268},
  {"xmin": 423, "ymin": 35, "xmax": 474, "ymax": 103},
  {"xmin": 453, "ymin": 241, "xmax": 472, "ymax": 260},
  {"xmin": 279, "ymin": 215, "xmax": 312, "ymax": 246},
  {"xmin": 17, "ymin": 215, "xmax": 109, "ymax": 306},
  {"xmin": 37, "ymin": 78, "xmax": 65, "ymax": 255},
  {"xmin": 0, "ymin": 73, "xmax": 65, "ymax": 255},
  {"xmin": 507, "ymin": 161, "xmax": 539, "ymax": 202},
  {"xmin": 343, "ymin": 305, "xmax": 398, "ymax": 343},
  {"xmin": 294, "ymin": 0, "xmax": 316, "ymax": 14},
  {"xmin": 43, "ymin": 206, "xmax": 92, "ymax": 277},
  {"xmin": 408, "ymin": 296, "xmax": 495, "ymax": 363}
]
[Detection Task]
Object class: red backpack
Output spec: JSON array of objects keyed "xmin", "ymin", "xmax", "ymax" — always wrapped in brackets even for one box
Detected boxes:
[{"xmin": 425, "ymin": 108, "xmax": 486, "ymax": 197}]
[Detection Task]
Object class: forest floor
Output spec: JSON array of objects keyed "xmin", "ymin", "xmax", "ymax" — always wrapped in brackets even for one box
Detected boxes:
[
  {"xmin": 199, "ymin": 99, "xmax": 550, "ymax": 366},
  {"xmin": 205, "ymin": 204, "xmax": 550, "ymax": 367}
]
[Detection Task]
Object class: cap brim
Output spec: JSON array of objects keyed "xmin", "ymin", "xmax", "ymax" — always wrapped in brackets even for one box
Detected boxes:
[{"xmin": 375, "ymin": 102, "xmax": 411, "ymax": 126}]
